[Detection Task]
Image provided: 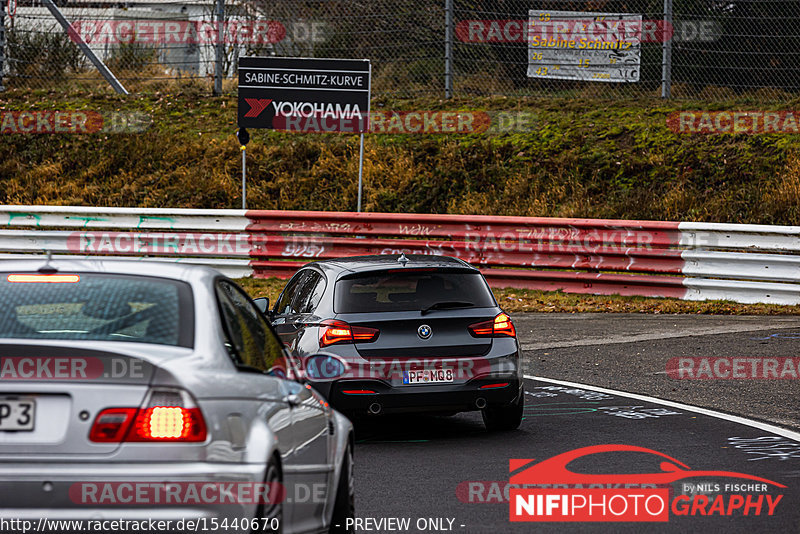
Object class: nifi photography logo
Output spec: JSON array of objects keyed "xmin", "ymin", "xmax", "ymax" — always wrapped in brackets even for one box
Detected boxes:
[{"xmin": 509, "ymin": 444, "xmax": 785, "ymax": 522}]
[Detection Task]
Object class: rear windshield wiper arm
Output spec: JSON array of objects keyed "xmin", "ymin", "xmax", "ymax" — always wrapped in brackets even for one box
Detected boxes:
[{"xmin": 420, "ymin": 301, "xmax": 475, "ymax": 315}]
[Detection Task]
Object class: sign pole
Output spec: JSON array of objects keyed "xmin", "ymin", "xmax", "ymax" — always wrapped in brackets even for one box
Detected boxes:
[
  {"xmin": 237, "ymin": 128, "xmax": 250, "ymax": 209},
  {"xmin": 357, "ymin": 61, "xmax": 372, "ymax": 212},
  {"xmin": 241, "ymin": 146, "xmax": 246, "ymax": 209},
  {"xmin": 357, "ymin": 133, "xmax": 365, "ymax": 212}
]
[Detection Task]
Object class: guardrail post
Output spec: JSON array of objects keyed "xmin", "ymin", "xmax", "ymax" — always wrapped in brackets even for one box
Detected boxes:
[
  {"xmin": 444, "ymin": 0, "xmax": 453, "ymax": 99},
  {"xmin": 661, "ymin": 0, "xmax": 673, "ymax": 98}
]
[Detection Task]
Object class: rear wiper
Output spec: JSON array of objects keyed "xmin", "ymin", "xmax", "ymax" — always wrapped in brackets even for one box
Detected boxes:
[{"xmin": 420, "ymin": 301, "xmax": 475, "ymax": 315}]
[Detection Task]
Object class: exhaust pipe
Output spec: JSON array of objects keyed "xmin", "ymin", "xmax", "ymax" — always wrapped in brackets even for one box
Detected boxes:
[
  {"xmin": 368, "ymin": 403, "xmax": 382, "ymax": 415},
  {"xmin": 475, "ymin": 397, "xmax": 487, "ymax": 409}
]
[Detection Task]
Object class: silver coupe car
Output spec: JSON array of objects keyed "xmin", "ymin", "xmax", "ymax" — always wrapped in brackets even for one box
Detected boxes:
[{"xmin": 0, "ymin": 259, "xmax": 354, "ymax": 534}]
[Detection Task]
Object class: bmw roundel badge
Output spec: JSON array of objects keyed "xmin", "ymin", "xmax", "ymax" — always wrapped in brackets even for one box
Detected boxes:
[{"xmin": 418, "ymin": 324, "xmax": 432, "ymax": 339}]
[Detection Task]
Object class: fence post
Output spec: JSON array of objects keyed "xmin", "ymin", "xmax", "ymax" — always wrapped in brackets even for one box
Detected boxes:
[
  {"xmin": 213, "ymin": 0, "xmax": 224, "ymax": 95},
  {"xmin": 444, "ymin": 0, "xmax": 453, "ymax": 99},
  {"xmin": 42, "ymin": 0, "xmax": 127, "ymax": 94},
  {"xmin": 661, "ymin": 0, "xmax": 673, "ymax": 98},
  {"xmin": 0, "ymin": 0, "xmax": 7, "ymax": 92}
]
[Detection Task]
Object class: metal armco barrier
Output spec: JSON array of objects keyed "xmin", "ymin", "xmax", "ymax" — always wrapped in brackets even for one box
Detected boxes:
[{"xmin": 1, "ymin": 206, "xmax": 799, "ymax": 305}]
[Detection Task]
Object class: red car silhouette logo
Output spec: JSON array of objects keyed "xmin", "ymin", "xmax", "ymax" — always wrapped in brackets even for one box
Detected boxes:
[{"xmin": 510, "ymin": 444, "xmax": 786, "ymax": 487}]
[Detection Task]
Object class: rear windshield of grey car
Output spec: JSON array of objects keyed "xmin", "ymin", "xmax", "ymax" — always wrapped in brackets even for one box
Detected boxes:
[
  {"xmin": 334, "ymin": 270, "xmax": 495, "ymax": 313},
  {"xmin": 0, "ymin": 273, "xmax": 194, "ymax": 347}
]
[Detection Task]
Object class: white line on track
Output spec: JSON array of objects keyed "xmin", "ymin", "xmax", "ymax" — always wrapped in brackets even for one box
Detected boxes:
[{"xmin": 524, "ymin": 374, "xmax": 800, "ymax": 443}]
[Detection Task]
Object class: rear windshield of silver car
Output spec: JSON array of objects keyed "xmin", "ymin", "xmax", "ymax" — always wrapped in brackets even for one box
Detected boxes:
[
  {"xmin": 334, "ymin": 269, "xmax": 495, "ymax": 313},
  {"xmin": 0, "ymin": 273, "xmax": 194, "ymax": 347}
]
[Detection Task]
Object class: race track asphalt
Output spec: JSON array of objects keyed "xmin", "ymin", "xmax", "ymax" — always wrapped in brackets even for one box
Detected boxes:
[{"xmin": 351, "ymin": 314, "xmax": 800, "ymax": 534}]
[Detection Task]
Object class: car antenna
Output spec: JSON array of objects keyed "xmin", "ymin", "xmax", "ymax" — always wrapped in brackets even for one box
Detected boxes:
[
  {"xmin": 397, "ymin": 253, "xmax": 409, "ymax": 266},
  {"xmin": 38, "ymin": 250, "xmax": 58, "ymax": 274}
]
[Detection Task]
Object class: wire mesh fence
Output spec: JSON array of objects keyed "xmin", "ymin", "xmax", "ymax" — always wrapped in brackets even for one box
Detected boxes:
[{"xmin": 1, "ymin": 0, "xmax": 800, "ymax": 100}]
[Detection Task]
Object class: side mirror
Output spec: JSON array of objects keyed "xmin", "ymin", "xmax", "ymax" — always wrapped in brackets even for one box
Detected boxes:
[
  {"xmin": 304, "ymin": 353, "xmax": 350, "ymax": 382},
  {"xmin": 253, "ymin": 297, "xmax": 270, "ymax": 317}
]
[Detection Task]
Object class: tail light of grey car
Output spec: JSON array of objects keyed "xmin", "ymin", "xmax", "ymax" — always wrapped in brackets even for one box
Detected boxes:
[
  {"xmin": 468, "ymin": 312, "xmax": 517, "ymax": 338},
  {"xmin": 319, "ymin": 319, "xmax": 380, "ymax": 347},
  {"xmin": 89, "ymin": 388, "xmax": 207, "ymax": 443}
]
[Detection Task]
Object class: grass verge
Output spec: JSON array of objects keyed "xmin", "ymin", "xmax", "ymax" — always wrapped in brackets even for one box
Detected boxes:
[{"xmin": 2, "ymin": 90, "xmax": 800, "ymax": 224}]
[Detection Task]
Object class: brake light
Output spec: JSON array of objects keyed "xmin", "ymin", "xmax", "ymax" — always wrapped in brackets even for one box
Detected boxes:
[
  {"xmin": 493, "ymin": 313, "xmax": 516, "ymax": 337},
  {"xmin": 480, "ymin": 382, "xmax": 510, "ymax": 389},
  {"xmin": 320, "ymin": 320, "xmax": 352, "ymax": 346},
  {"xmin": 342, "ymin": 389, "xmax": 376, "ymax": 395},
  {"xmin": 89, "ymin": 389, "xmax": 207, "ymax": 443},
  {"xmin": 7, "ymin": 274, "xmax": 80, "ymax": 283},
  {"xmin": 468, "ymin": 312, "xmax": 516, "ymax": 338},
  {"xmin": 319, "ymin": 319, "xmax": 379, "ymax": 347},
  {"xmin": 128, "ymin": 406, "xmax": 206, "ymax": 442}
]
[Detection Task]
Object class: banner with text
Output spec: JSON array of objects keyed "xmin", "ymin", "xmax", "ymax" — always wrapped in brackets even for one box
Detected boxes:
[{"xmin": 527, "ymin": 10, "xmax": 641, "ymax": 83}]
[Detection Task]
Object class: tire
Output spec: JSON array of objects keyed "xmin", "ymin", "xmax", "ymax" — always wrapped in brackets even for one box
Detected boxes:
[
  {"xmin": 482, "ymin": 388, "xmax": 524, "ymax": 431},
  {"xmin": 253, "ymin": 457, "xmax": 282, "ymax": 534},
  {"xmin": 329, "ymin": 444, "xmax": 355, "ymax": 534}
]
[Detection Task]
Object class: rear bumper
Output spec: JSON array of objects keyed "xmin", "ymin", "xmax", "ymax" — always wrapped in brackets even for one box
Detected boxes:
[
  {"xmin": 0, "ymin": 462, "xmax": 266, "ymax": 532},
  {"xmin": 330, "ymin": 377, "xmax": 522, "ymax": 415}
]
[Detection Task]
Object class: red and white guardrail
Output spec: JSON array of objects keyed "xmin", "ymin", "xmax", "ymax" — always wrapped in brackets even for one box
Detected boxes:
[{"xmin": 1, "ymin": 206, "xmax": 799, "ymax": 305}]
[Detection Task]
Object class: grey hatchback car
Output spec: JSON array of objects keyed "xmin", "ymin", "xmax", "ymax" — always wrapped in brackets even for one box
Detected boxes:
[
  {"xmin": 266, "ymin": 255, "xmax": 524, "ymax": 431},
  {"xmin": 0, "ymin": 259, "xmax": 354, "ymax": 534}
]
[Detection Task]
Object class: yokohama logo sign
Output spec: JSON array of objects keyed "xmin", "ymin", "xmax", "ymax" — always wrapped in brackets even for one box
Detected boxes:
[
  {"xmin": 271, "ymin": 101, "xmax": 364, "ymax": 119},
  {"xmin": 237, "ymin": 57, "xmax": 370, "ymax": 133},
  {"xmin": 240, "ymin": 100, "xmax": 367, "ymax": 125}
]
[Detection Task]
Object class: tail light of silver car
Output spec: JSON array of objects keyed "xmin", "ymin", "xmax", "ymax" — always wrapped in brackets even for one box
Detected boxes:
[
  {"xmin": 89, "ymin": 388, "xmax": 207, "ymax": 443},
  {"xmin": 319, "ymin": 319, "xmax": 380, "ymax": 347},
  {"xmin": 468, "ymin": 312, "xmax": 517, "ymax": 338}
]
